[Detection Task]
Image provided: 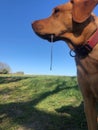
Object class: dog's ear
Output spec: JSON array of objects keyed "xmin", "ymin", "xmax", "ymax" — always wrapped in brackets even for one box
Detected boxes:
[{"xmin": 71, "ymin": 0, "xmax": 98, "ymax": 23}]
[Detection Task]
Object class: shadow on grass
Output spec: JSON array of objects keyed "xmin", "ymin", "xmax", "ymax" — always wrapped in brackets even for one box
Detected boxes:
[
  {"xmin": 0, "ymin": 76, "xmax": 87, "ymax": 130},
  {"xmin": 0, "ymin": 91, "xmax": 87, "ymax": 130},
  {"xmin": 0, "ymin": 76, "xmax": 29, "ymax": 84},
  {"xmin": 0, "ymin": 101, "xmax": 87, "ymax": 130}
]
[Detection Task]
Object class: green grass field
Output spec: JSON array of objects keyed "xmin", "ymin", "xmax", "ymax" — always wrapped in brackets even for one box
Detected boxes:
[{"xmin": 0, "ymin": 75, "xmax": 87, "ymax": 130}]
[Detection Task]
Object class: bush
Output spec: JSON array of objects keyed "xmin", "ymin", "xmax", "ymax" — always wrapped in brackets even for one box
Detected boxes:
[{"xmin": 0, "ymin": 62, "xmax": 11, "ymax": 74}]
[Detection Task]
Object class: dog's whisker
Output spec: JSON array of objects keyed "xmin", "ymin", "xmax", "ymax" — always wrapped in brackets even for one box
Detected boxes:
[{"xmin": 50, "ymin": 35, "xmax": 54, "ymax": 71}]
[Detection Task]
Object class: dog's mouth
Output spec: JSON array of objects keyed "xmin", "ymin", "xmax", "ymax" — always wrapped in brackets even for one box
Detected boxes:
[
  {"xmin": 35, "ymin": 32, "xmax": 61, "ymax": 42},
  {"xmin": 32, "ymin": 22, "xmax": 66, "ymax": 42}
]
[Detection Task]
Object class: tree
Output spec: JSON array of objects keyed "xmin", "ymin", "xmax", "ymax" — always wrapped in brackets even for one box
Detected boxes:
[{"xmin": 0, "ymin": 62, "xmax": 11, "ymax": 74}]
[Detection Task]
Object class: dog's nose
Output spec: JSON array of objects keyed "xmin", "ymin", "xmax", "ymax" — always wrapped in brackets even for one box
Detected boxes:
[{"xmin": 32, "ymin": 21, "xmax": 44, "ymax": 32}]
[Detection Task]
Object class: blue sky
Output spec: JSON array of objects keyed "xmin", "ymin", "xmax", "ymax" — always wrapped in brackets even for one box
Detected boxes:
[{"xmin": 0, "ymin": 0, "xmax": 98, "ymax": 76}]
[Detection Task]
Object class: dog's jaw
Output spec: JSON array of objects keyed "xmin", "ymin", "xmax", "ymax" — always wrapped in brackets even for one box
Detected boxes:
[{"xmin": 32, "ymin": 22, "xmax": 64, "ymax": 42}]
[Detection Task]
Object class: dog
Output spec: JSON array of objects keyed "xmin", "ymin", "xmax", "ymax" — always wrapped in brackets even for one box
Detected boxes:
[{"xmin": 32, "ymin": 0, "xmax": 98, "ymax": 130}]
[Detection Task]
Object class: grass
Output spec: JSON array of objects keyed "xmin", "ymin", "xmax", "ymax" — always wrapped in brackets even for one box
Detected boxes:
[{"xmin": 0, "ymin": 75, "xmax": 87, "ymax": 130}]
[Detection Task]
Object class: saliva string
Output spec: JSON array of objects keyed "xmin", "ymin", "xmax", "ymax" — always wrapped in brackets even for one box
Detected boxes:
[{"xmin": 50, "ymin": 35, "xmax": 54, "ymax": 71}]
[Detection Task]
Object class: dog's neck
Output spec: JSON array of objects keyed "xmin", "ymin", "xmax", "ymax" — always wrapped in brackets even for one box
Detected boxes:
[
  {"xmin": 60, "ymin": 16, "xmax": 98, "ymax": 58},
  {"xmin": 62, "ymin": 17, "xmax": 98, "ymax": 50}
]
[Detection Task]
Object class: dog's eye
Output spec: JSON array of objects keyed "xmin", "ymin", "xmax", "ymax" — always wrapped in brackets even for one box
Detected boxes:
[
  {"xmin": 70, "ymin": 0, "xmax": 74, "ymax": 4},
  {"xmin": 53, "ymin": 8, "xmax": 60, "ymax": 18},
  {"xmin": 54, "ymin": 8, "xmax": 60, "ymax": 14}
]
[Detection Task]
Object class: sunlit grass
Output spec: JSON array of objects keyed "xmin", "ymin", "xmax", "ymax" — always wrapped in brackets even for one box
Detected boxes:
[{"xmin": 0, "ymin": 75, "xmax": 87, "ymax": 130}]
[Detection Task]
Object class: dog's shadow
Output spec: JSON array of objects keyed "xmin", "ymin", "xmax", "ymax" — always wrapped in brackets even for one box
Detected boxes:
[{"xmin": 55, "ymin": 102, "xmax": 88, "ymax": 130}]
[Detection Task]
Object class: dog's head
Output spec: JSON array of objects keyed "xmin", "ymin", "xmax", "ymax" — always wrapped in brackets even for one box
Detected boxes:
[
  {"xmin": 32, "ymin": 0, "xmax": 98, "ymax": 48},
  {"xmin": 32, "ymin": 2, "xmax": 73, "ymax": 41}
]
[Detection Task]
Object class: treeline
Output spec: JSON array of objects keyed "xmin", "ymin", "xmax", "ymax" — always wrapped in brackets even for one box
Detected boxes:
[{"xmin": 0, "ymin": 62, "xmax": 24, "ymax": 75}]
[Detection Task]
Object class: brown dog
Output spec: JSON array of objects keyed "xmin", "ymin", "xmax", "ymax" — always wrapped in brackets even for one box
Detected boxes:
[{"xmin": 32, "ymin": 0, "xmax": 98, "ymax": 130}]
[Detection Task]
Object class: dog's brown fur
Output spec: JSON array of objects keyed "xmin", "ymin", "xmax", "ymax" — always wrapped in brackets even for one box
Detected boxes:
[{"xmin": 32, "ymin": 0, "xmax": 98, "ymax": 130}]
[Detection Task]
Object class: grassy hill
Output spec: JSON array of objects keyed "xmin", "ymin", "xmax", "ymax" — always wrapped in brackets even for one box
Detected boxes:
[{"xmin": 0, "ymin": 75, "xmax": 87, "ymax": 130}]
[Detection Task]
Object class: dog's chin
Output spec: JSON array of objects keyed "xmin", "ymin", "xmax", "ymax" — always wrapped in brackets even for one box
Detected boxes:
[{"xmin": 35, "ymin": 32, "xmax": 61, "ymax": 42}]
